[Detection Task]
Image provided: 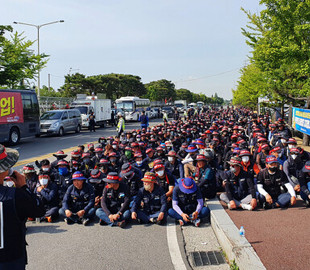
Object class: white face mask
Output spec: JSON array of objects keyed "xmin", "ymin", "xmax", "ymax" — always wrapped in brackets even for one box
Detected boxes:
[
  {"xmin": 281, "ymin": 139, "xmax": 286, "ymax": 144},
  {"xmin": 112, "ymin": 145, "xmax": 117, "ymax": 149},
  {"xmin": 42, "ymin": 167, "xmax": 49, "ymax": 172},
  {"xmin": 73, "ymin": 166, "xmax": 78, "ymax": 170},
  {"xmin": 3, "ymin": 181, "xmax": 15, "ymax": 187},
  {"xmin": 242, "ymin": 156, "xmax": 250, "ymax": 163},
  {"xmin": 291, "ymin": 154, "xmax": 297, "ymax": 160},
  {"xmin": 288, "ymin": 145, "xmax": 294, "ymax": 149},
  {"xmin": 137, "ymin": 138, "xmax": 141, "ymax": 141},
  {"xmin": 39, "ymin": 178, "xmax": 49, "ymax": 186},
  {"xmin": 168, "ymin": 157, "xmax": 174, "ymax": 162},
  {"xmin": 157, "ymin": 170, "xmax": 164, "ymax": 177},
  {"xmin": 136, "ymin": 161, "xmax": 142, "ymax": 165}
]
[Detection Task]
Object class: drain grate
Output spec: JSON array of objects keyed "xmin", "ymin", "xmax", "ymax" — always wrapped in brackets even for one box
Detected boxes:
[{"xmin": 190, "ymin": 251, "xmax": 226, "ymax": 267}]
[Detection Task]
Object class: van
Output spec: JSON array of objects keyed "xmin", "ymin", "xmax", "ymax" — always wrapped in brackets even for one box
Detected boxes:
[{"xmin": 39, "ymin": 109, "xmax": 82, "ymax": 136}]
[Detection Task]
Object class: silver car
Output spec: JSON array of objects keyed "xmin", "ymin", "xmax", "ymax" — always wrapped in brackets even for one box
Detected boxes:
[{"xmin": 40, "ymin": 109, "xmax": 82, "ymax": 136}]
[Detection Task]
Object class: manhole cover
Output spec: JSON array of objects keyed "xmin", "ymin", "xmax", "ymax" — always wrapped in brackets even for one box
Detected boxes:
[{"xmin": 190, "ymin": 251, "xmax": 225, "ymax": 267}]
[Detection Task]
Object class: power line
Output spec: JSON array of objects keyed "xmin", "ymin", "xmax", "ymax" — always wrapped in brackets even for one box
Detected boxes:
[{"xmin": 175, "ymin": 68, "xmax": 240, "ymax": 83}]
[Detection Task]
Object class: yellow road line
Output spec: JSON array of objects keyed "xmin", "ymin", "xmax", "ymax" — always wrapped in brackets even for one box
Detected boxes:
[{"xmin": 15, "ymin": 140, "xmax": 98, "ymax": 167}]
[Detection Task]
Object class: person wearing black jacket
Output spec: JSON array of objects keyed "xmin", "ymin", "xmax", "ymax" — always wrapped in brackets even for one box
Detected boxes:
[
  {"xmin": 95, "ymin": 172, "xmax": 131, "ymax": 228},
  {"xmin": 298, "ymin": 161, "xmax": 310, "ymax": 206},
  {"xmin": 220, "ymin": 157, "xmax": 257, "ymax": 211},
  {"xmin": 0, "ymin": 145, "xmax": 45, "ymax": 269}
]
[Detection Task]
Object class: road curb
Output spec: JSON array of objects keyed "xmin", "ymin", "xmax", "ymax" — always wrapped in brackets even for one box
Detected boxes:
[{"xmin": 207, "ymin": 198, "xmax": 266, "ymax": 270}]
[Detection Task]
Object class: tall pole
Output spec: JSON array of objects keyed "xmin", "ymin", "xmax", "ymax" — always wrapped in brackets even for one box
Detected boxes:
[
  {"xmin": 48, "ymin": 73, "xmax": 51, "ymax": 92},
  {"xmin": 13, "ymin": 20, "xmax": 64, "ymax": 101},
  {"xmin": 37, "ymin": 26, "xmax": 40, "ymax": 100}
]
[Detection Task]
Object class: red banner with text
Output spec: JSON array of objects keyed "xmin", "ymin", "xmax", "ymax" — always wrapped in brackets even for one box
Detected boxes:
[{"xmin": 0, "ymin": 92, "xmax": 24, "ymax": 124}]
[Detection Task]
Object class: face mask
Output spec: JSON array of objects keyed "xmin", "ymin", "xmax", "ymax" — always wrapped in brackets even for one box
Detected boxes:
[
  {"xmin": 42, "ymin": 167, "xmax": 49, "ymax": 172},
  {"xmin": 73, "ymin": 166, "xmax": 78, "ymax": 170},
  {"xmin": 84, "ymin": 158, "xmax": 90, "ymax": 163},
  {"xmin": 112, "ymin": 145, "xmax": 117, "ymax": 149},
  {"xmin": 278, "ymin": 152, "xmax": 282, "ymax": 158},
  {"xmin": 110, "ymin": 158, "xmax": 116, "ymax": 163},
  {"xmin": 281, "ymin": 139, "xmax": 286, "ymax": 144},
  {"xmin": 3, "ymin": 181, "xmax": 15, "ymax": 188},
  {"xmin": 58, "ymin": 167, "xmax": 68, "ymax": 176},
  {"xmin": 39, "ymin": 178, "xmax": 49, "ymax": 186},
  {"xmin": 269, "ymin": 166, "xmax": 277, "ymax": 173},
  {"xmin": 168, "ymin": 157, "xmax": 174, "ymax": 162},
  {"xmin": 242, "ymin": 156, "xmax": 249, "ymax": 163},
  {"xmin": 291, "ymin": 154, "xmax": 297, "ymax": 160},
  {"xmin": 136, "ymin": 161, "xmax": 142, "ymax": 166},
  {"xmin": 137, "ymin": 138, "xmax": 141, "ymax": 142},
  {"xmin": 230, "ymin": 167, "xmax": 236, "ymax": 173},
  {"xmin": 288, "ymin": 145, "xmax": 294, "ymax": 149},
  {"xmin": 144, "ymin": 183, "xmax": 152, "ymax": 191},
  {"xmin": 96, "ymin": 153, "xmax": 102, "ymax": 158},
  {"xmin": 157, "ymin": 170, "xmax": 164, "ymax": 177}
]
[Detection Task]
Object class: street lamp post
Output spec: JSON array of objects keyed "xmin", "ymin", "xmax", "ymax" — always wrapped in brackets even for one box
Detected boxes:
[{"xmin": 13, "ymin": 20, "xmax": 64, "ymax": 100}]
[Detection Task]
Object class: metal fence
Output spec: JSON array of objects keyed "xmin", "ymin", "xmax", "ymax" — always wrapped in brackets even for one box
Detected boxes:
[{"xmin": 39, "ymin": 96, "xmax": 74, "ymax": 112}]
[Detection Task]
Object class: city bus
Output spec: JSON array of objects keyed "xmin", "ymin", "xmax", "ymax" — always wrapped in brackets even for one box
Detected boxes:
[
  {"xmin": 115, "ymin": 96, "xmax": 151, "ymax": 121},
  {"xmin": 0, "ymin": 89, "xmax": 40, "ymax": 145}
]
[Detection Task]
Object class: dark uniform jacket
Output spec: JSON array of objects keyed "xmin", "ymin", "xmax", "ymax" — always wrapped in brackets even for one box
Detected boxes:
[
  {"xmin": 101, "ymin": 182, "xmax": 130, "ymax": 216},
  {"xmin": 62, "ymin": 183, "xmax": 95, "ymax": 213},
  {"xmin": 224, "ymin": 170, "xmax": 256, "ymax": 201},
  {"xmin": 35, "ymin": 181, "xmax": 59, "ymax": 209},
  {"xmin": 132, "ymin": 184, "xmax": 167, "ymax": 214}
]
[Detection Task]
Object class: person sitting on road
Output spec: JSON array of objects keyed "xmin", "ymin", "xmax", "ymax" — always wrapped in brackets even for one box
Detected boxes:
[
  {"xmin": 36, "ymin": 174, "xmax": 59, "ymax": 222},
  {"xmin": 59, "ymin": 171, "xmax": 95, "ymax": 226},
  {"xmin": 54, "ymin": 160, "xmax": 72, "ymax": 201},
  {"xmin": 299, "ymin": 161, "xmax": 310, "ymax": 207},
  {"xmin": 131, "ymin": 172, "xmax": 167, "ymax": 225},
  {"xmin": 220, "ymin": 157, "xmax": 257, "ymax": 211},
  {"xmin": 168, "ymin": 177, "xmax": 210, "ymax": 227},
  {"xmin": 257, "ymin": 155, "xmax": 296, "ymax": 209},
  {"xmin": 87, "ymin": 169, "xmax": 105, "ymax": 208},
  {"xmin": 23, "ymin": 164, "xmax": 38, "ymax": 194},
  {"xmin": 95, "ymin": 172, "xmax": 131, "ymax": 228},
  {"xmin": 51, "ymin": 150, "xmax": 68, "ymax": 169},
  {"xmin": 165, "ymin": 150, "xmax": 184, "ymax": 180},
  {"xmin": 192, "ymin": 154, "xmax": 217, "ymax": 199}
]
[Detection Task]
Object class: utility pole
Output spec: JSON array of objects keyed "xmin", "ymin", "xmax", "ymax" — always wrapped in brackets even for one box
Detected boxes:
[{"xmin": 48, "ymin": 73, "xmax": 51, "ymax": 92}]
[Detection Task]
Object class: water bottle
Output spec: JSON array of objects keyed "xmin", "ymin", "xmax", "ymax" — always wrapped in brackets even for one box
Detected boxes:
[{"xmin": 239, "ymin": 226, "xmax": 245, "ymax": 237}]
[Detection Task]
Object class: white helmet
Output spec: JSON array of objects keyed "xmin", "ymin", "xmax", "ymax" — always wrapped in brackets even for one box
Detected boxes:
[{"xmin": 117, "ymin": 112, "xmax": 122, "ymax": 117}]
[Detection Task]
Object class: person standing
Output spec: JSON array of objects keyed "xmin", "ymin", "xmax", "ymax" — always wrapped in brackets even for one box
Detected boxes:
[
  {"xmin": 0, "ymin": 144, "xmax": 45, "ymax": 269},
  {"xmin": 139, "ymin": 111, "xmax": 149, "ymax": 130},
  {"xmin": 89, "ymin": 111, "xmax": 96, "ymax": 132},
  {"xmin": 117, "ymin": 112, "xmax": 125, "ymax": 138}
]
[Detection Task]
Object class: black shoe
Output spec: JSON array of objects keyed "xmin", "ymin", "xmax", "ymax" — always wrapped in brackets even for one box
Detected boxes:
[
  {"xmin": 64, "ymin": 218, "xmax": 74, "ymax": 225},
  {"xmin": 82, "ymin": 218, "xmax": 90, "ymax": 226},
  {"xmin": 150, "ymin": 217, "xmax": 157, "ymax": 224}
]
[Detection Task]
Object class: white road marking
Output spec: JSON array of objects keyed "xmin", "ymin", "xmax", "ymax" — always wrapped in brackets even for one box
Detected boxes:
[{"xmin": 166, "ymin": 222, "xmax": 187, "ymax": 270}]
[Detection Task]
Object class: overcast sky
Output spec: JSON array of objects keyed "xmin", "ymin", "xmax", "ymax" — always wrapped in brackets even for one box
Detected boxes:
[{"xmin": 3, "ymin": 0, "xmax": 262, "ymax": 99}]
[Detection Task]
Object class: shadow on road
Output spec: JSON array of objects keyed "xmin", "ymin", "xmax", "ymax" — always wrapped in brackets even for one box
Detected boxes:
[{"xmin": 26, "ymin": 225, "xmax": 67, "ymax": 235}]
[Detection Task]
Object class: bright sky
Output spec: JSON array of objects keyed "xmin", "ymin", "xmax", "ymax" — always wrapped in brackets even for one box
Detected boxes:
[{"xmin": 3, "ymin": 0, "xmax": 262, "ymax": 99}]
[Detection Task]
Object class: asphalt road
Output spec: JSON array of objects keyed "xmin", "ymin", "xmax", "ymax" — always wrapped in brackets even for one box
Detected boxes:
[{"xmin": 10, "ymin": 118, "xmax": 190, "ymax": 270}]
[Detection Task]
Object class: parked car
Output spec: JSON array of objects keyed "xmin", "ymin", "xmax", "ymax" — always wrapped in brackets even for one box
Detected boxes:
[
  {"xmin": 40, "ymin": 109, "xmax": 82, "ymax": 136},
  {"xmin": 161, "ymin": 106, "xmax": 174, "ymax": 118},
  {"xmin": 150, "ymin": 108, "xmax": 160, "ymax": 119}
]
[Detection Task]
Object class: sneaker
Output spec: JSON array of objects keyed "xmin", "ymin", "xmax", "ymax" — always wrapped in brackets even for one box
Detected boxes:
[
  {"xmin": 99, "ymin": 219, "xmax": 106, "ymax": 226},
  {"xmin": 263, "ymin": 202, "xmax": 272, "ymax": 210},
  {"xmin": 227, "ymin": 203, "xmax": 232, "ymax": 210},
  {"xmin": 306, "ymin": 200, "xmax": 310, "ymax": 207},
  {"xmin": 82, "ymin": 218, "xmax": 90, "ymax": 226},
  {"xmin": 64, "ymin": 218, "xmax": 74, "ymax": 225},
  {"xmin": 179, "ymin": 220, "xmax": 184, "ymax": 226},
  {"xmin": 194, "ymin": 219, "xmax": 201, "ymax": 227},
  {"xmin": 241, "ymin": 204, "xmax": 253, "ymax": 211},
  {"xmin": 117, "ymin": 220, "xmax": 126, "ymax": 228}
]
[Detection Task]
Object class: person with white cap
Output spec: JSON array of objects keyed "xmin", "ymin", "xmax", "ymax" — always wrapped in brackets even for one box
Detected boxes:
[{"xmin": 0, "ymin": 144, "xmax": 45, "ymax": 269}]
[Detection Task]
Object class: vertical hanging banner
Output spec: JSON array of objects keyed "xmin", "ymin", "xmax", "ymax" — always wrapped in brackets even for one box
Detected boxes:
[
  {"xmin": 292, "ymin": 107, "xmax": 310, "ymax": 136},
  {"xmin": 0, "ymin": 92, "xmax": 24, "ymax": 124}
]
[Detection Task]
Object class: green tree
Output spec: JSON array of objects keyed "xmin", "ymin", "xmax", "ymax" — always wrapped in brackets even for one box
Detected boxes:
[
  {"xmin": 241, "ymin": 1, "xmax": 310, "ymax": 106},
  {"xmin": 59, "ymin": 73, "xmax": 89, "ymax": 97},
  {"xmin": 0, "ymin": 28, "xmax": 48, "ymax": 89},
  {"xmin": 175, "ymin": 88, "xmax": 193, "ymax": 102},
  {"xmin": 145, "ymin": 79, "xmax": 176, "ymax": 101},
  {"xmin": 40, "ymin": 85, "xmax": 63, "ymax": 97}
]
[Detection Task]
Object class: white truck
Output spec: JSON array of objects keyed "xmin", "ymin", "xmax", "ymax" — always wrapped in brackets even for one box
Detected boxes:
[
  {"xmin": 71, "ymin": 94, "xmax": 111, "ymax": 128},
  {"xmin": 174, "ymin": 100, "xmax": 187, "ymax": 112}
]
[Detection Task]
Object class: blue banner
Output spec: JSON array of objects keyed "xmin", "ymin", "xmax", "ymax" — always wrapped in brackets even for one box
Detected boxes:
[{"xmin": 292, "ymin": 107, "xmax": 310, "ymax": 136}]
